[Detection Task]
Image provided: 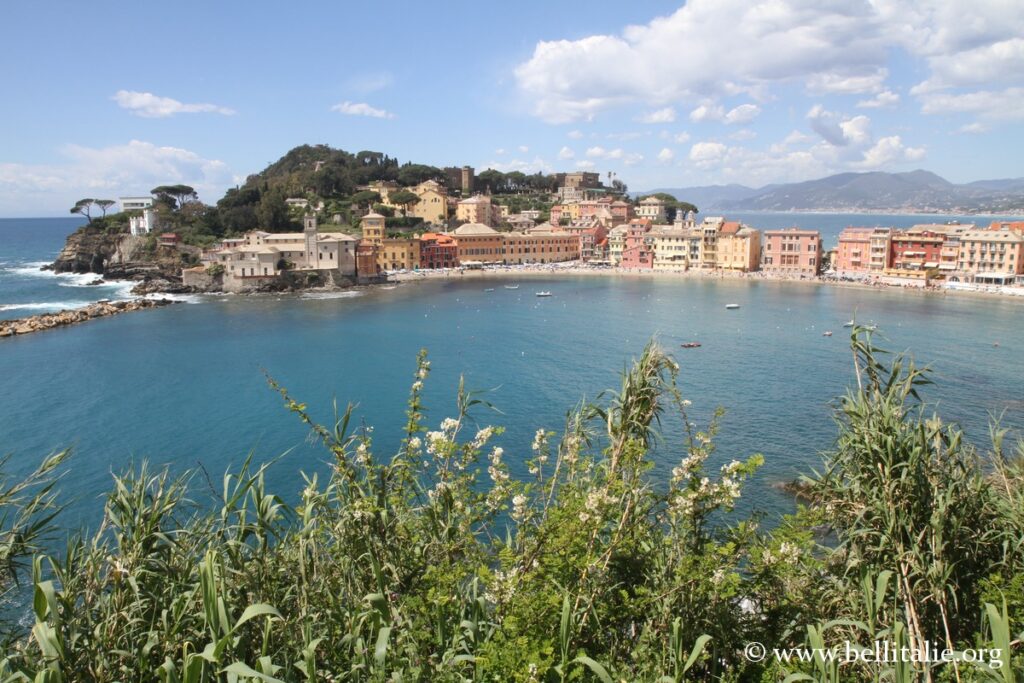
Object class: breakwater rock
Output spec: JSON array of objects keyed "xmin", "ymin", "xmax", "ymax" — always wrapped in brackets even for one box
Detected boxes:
[{"xmin": 0, "ymin": 299, "xmax": 177, "ymax": 338}]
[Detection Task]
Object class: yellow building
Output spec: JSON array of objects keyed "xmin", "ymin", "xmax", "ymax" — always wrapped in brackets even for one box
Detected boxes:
[
  {"xmin": 502, "ymin": 229, "xmax": 580, "ymax": 265},
  {"xmin": 649, "ymin": 226, "xmax": 691, "ymax": 270},
  {"xmin": 361, "ymin": 212, "xmax": 386, "ymax": 245},
  {"xmin": 379, "ymin": 237, "xmax": 421, "ymax": 271},
  {"xmin": 408, "ymin": 180, "xmax": 448, "ymax": 225},
  {"xmin": 607, "ymin": 225, "xmax": 628, "ymax": 265},
  {"xmin": 718, "ymin": 223, "xmax": 761, "ymax": 271},
  {"xmin": 456, "ymin": 195, "xmax": 500, "ymax": 227},
  {"xmin": 957, "ymin": 224, "xmax": 1024, "ymax": 285}
]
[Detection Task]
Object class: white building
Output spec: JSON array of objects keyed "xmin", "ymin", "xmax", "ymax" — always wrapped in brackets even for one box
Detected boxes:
[
  {"xmin": 206, "ymin": 215, "xmax": 357, "ymax": 291},
  {"xmin": 636, "ymin": 197, "xmax": 667, "ymax": 223},
  {"xmin": 120, "ymin": 196, "xmax": 157, "ymax": 236},
  {"xmin": 120, "ymin": 196, "xmax": 153, "ymax": 212}
]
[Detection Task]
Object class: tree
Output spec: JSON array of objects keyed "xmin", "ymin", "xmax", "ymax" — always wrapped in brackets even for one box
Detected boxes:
[
  {"xmin": 350, "ymin": 190, "xmax": 382, "ymax": 209},
  {"xmin": 396, "ymin": 164, "xmax": 443, "ymax": 187},
  {"xmin": 151, "ymin": 185, "xmax": 197, "ymax": 211},
  {"xmin": 70, "ymin": 199, "xmax": 94, "ymax": 223},
  {"xmin": 94, "ymin": 200, "xmax": 116, "ymax": 218},
  {"xmin": 389, "ymin": 190, "xmax": 421, "ymax": 217},
  {"xmin": 257, "ymin": 190, "xmax": 292, "ymax": 232}
]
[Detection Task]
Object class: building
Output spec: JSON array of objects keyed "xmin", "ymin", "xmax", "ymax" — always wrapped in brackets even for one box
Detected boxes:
[
  {"xmin": 649, "ymin": 224, "xmax": 690, "ymax": 271},
  {"xmin": 607, "ymin": 225, "xmax": 628, "ymax": 266},
  {"xmin": 717, "ymin": 223, "xmax": 761, "ymax": 272},
  {"xmin": 379, "ymin": 238, "xmax": 421, "ymax": 271},
  {"xmin": 355, "ymin": 242, "xmax": 380, "ymax": 277},
  {"xmin": 408, "ymin": 180, "xmax": 448, "ymax": 224},
  {"xmin": 157, "ymin": 233, "xmax": 180, "ymax": 248},
  {"xmin": 456, "ymin": 195, "xmax": 500, "ymax": 227},
  {"xmin": 208, "ymin": 215, "xmax": 358, "ymax": 291},
  {"xmin": 696, "ymin": 216, "xmax": 724, "ymax": 269},
  {"xmin": 890, "ymin": 229, "xmax": 945, "ymax": 271},
  {"xmin": 636, "ymin": 197, "xmax": 667, "ymax": 223},
  {"xmin": 420, "ymin": 232, "xmax": 458, "ymax": 269},
  {"xmin": 761, "ymin": 228, "xmax": 821, "ymax": 276},
  {"xmin": 562, "ymin": 172, "xmax": 601, "ymax": 190},
  {"xmin": 578, "ymin": 225, "xmax": 608, "ymax": 262},
  {"xmin": 620, "ymin": 219, "xmax": 654, "ymax": 269},
  {"xmin": 450, "ymin": 223, "xmax": 504, "ymax": 264},
  {"xmin": 120, "ymin": 196, "xmax": 153, "ymax": 212},
  {"xmin": 956, "ymin": 224, "xmax": 1024, "ymax": 284},
  {"xmin": 502, "ymin": 229, "xmax": 580, "ymax": 265},
  {"xmin": 835, "ymin": 227, "xmax": 879, "ymax": 275},
  {"xmin": 505, "ymin": 214, "xmax": 536, "ymax": 231},
  {"xmin": 549, "ymin": 203, "xmax": 582, "ymax": 225},
  {"xmin": 361, "ymin": 212, "xmax": 386, "ymax": 245}
]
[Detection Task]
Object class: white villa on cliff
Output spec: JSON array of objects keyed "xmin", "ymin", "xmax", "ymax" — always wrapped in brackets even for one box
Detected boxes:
[{"xmin": 203, "ymin": 215, "xmax": 357, "ymax": 291}]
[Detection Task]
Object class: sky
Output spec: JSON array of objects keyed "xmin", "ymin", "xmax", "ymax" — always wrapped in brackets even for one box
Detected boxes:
[{"xmin": 1, "ymin": 0, "xmax": 1022, "ymax": 216}]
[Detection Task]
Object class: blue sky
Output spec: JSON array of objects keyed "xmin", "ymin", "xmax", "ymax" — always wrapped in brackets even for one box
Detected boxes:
[{"xmin": 1, "ymin": 0, "xmax": 1022, "ymax": 215}]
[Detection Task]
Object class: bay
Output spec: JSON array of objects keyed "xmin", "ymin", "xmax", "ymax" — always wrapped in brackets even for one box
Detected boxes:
[{"xmin": 1, "ymin": 216, "xmax": 1022, "ymax": 533}]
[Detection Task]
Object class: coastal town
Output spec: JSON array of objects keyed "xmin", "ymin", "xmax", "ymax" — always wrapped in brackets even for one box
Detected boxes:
[{"xmin": 125, "ymin": 168, "xmax": 1024, "ymax": 294}]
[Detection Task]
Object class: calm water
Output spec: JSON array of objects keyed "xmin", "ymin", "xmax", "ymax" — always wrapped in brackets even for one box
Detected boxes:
[{"xmin": 1, "ymin": 217, "xmax": 1023, "ymax": 532}]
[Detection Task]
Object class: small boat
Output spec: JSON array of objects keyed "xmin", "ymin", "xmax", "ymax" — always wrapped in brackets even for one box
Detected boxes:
[
  {"xmin": 681, "ymin": 342, "xmax": 702, "ymax": 348},
  {"xmin": 842, "ymin": 320, "xmax": 855, "ymax": 327},
  {"xmin": 504, "ymin": 285, "xmax": 520, "ymax": 290},
  {"xmin": 536, "ymin": 291, "xmax": 552, "ymax": 297},
  {"xmin": 822, "ymin": 331, "xmax": 833, "ymax": 337},
  {"xmin": 484, "ymin": 288, "xmax": 495, "ymax": 292},
  {"xmin": 864, "ymin": 324, "xmax": 878, "ymax": 331},
  {"xmin": 725, "ymin": 303, "xmax": 740, "ymax": 310}
]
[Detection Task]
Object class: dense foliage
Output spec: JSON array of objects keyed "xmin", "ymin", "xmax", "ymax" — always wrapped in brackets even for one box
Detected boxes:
[{"xmin": 0, "ymin": 329, "xmax": 1020, "ymax": 681}]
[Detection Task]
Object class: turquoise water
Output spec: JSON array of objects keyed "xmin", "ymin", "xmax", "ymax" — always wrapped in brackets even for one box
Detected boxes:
[{"xmin": 1, "ymin": 217, "xmax": 1023, "ymax": 532}]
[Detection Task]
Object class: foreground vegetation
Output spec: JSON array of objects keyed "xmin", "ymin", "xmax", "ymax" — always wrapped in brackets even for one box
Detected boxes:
[{"xmin": 0, "ymin": 328, "xmax": 1021, "ymax": 681}]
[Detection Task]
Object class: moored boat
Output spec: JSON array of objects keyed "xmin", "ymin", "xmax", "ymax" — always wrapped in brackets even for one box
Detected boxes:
[
  {"xmin": 536, "ymin": 291, "xmax": 552, "ymax": 297},
  {"xmin": 725, "ymin": 303, "xmax": 740, "ymax": 310}
]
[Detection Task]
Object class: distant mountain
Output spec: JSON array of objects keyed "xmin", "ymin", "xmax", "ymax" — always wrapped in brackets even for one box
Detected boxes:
[{"xmin": 644, "ymin": 171, "xmax": 1024, "ymax": 214}]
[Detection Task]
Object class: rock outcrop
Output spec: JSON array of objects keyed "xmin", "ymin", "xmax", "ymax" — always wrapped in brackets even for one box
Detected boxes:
[
  {"xmin": 50, "ymin": 228, "xmax": 144, "ymax": 274},
  {"xmin": 0, "ymin": 299, "xmax": 177, "ymax": 338}
]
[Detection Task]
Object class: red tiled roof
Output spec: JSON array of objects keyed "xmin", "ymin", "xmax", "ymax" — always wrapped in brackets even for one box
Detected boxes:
[{"xmin": 721, "ymin": 221, "xmax": 741, "ymax": 235}]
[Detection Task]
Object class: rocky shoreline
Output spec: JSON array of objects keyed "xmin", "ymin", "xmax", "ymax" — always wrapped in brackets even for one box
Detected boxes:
[{"xmin": 0, "ymin": 299, "xmax": 178, "ymax": 338}]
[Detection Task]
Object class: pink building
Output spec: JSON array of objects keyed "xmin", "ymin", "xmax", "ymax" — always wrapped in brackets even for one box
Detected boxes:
[
  {"xmin": 579, "ymin": 225, "xmax": 608, "ymax": 261},
  {"xmin": 762, "ymin": 228, "xmax": 821, "ymax": 276},
  {"xmin": 835, "ymin": 227, "xmax": 873, "ymax": 274},
  {"xmin": 620, "ymin": 219, "xmax": 654, "ymax": 268}
]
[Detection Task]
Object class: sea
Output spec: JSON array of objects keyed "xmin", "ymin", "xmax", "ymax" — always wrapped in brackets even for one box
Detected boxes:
[{"xmin": 1, "ymin": 214, "xmax": 1023, "ymax": 533}]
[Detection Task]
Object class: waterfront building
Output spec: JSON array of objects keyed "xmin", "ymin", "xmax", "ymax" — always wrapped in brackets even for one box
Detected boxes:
[
  {"xmin": 420, "ymin": 232, "xmax": 458, "ymax": 269},
  {"xmin": 607, "ymin": 225, "xmax": 628, "ymax": 266},
  {"xmin": 890, "ymin": 229, "xmax": 944, "ymax": 271},
  {"xmin": 761, "ymin": 228, "xmax": 821, "ymax": 276},
  {"xmin": 649, "ymin": 224, "xmax": 690, "ymax": 271},
  {"xmin": 361, "ymin": 212, "xmax": 386, "ymax": 246},
  {"xmin": 579, "ymin": 226, "xmax": 608, "ymax": 262},
  {"xmin": 456, "ymin": 195, "xmax": 500, "ymax": 227},
  {"xmin": 120, "ymin": 196, "xmax": 157, "ymax": 236},
  {"xmin": 379, "ymin": 238, "xmax": 421, "ymax": 271},
  {"xmin": 620, "ymin": 219, "xmax": 654, "ymax": 269},
  {"xmin": 502, "ymin": 229, "xmax": 580, "ymax": 265},
  {"xmin": 717, "ymin": 223, "xmax": 761, "ymax": 272},
  {"xmin": 120, "ymin": 196, "xmax": 153, "ymax": 212},
  {"xmin": 355, "ymin": 242, "xmax": 380, "ymax": 277},
  {"xmin": 636, "ymin": 197, "xmax": 667, "ymax": 223},
  {"xmin": 210, "ymin": 215, "xmax": 358, "ymax": 291},
  {"xmin": 697, "ymin": 216, "xmax": 725, "ymax": 269},
  {"xmin": 450, "ymin": 223, "xmax": 504, "ymax": 264},
  {"xmin": 835, "ymin": 227, "xmax": 872, "ymax": 274},
  {"xmin": 867, "ymin": 228, "xmax": 892, "ymax": 272},
  {"xmin": 956, "ymin": 224, "xmax": 1024, "ymax": 285}
]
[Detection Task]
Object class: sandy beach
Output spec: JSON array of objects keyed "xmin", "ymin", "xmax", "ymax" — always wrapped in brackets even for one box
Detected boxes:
[{"xmin": 388, "ymin": 262, "xmax": 1024, "ymax": 301}]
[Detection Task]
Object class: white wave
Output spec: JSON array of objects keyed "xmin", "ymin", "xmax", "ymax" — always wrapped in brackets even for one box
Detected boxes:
[
  {"xmin": 4, "ymin": 262, "xmax": 53, "ymax": 277},
  {"xmin": 0, "ymin": 301, "xmax": 90, "ymax": 313},
  {"xmin": 140, "ymin": 292, "xmax": 203, "ymax": 304},
  {"xmin": 300, "ymin": 291, "xmax": 364, "ymax": 300}
]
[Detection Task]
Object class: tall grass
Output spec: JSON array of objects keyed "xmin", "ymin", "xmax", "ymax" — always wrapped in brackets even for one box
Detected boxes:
[{"xmin": 0, "ymin": 332, "xmax": 1019, "ymax": 681}]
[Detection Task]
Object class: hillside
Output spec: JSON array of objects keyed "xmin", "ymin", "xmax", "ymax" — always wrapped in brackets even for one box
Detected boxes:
[{"xmin": 650, "ymin": 170, "xmax": 1024, "ymax": 213}]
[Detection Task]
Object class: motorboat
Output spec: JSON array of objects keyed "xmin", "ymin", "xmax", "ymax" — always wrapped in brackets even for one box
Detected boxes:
[
  {"xmin": 484, "ymin": 288, "xmax": 495, "ymax": 292},
  {"xmin": 681, "ymin": 342, "xmax": 702, "ymax": 348},
  {"xmin": 725, "ymin": 303, "xmax": 740, "ymax": 310},
  {"xmin": 536, "ymin": 291, "xmax": 552, "ymax": 297},
  {"xmin": 505, "ymin": 285, "xmax": 520, "ymax": 290},
  {"xmin": 822, "ymin": 331, "xmax": 833, "ymax": 337},
  {"xmin": 842, "ymin": 320, "xmax": 855, "ymax": 327}
]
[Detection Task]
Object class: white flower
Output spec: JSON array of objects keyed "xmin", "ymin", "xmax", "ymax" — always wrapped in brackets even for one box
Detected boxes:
[
  {"xmin": 472, "ymin": 426, "xmax": 495, "ymax": 449},
  {"xmin": 407, "ymin": 437, "xmax": 422, "ymax": 451},
  {"xmin": 441, "ymin": 417, "xmax": 459, "ymax": 433},
  {"xmin": 355, "ymin": 442, "xmax": 370, "ymax": 465},
  {"xmin": 412, "ymin": 381, "xmax": 423, "ymax": 391},
  {"xmin": 532, "ymin": 429, "xmax": 546, "ymax": 451},
  {"xmin": 512, "ymin": 494, "xmax": 529, "ymax": 521},
  {"xmin": 682, "ymin": 399, "xmax": 692, "ymax": 407}
]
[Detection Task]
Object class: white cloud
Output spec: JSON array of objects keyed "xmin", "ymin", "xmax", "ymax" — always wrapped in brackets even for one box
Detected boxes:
[
  {"xmin": 724, "ymin": 103, "xmax": 761, "ymax": 124},
  {"xmin": 623, "ymin": 152, "xmax": 644, "ymax": 166},
  {"xmin": 689, "ymin": 104, "xmax": 724, "ymax": 123},
  {"xmin": 518, "ymin": 145, "xmax": 530, "ymax": 153},
  {"xmin": 689, "ymin": 142, "xmax": 728, "ymax": 166},
  {"xmin": 575, "ymin": 160, "xmax": 596, "ymax": 169},
  {"xmin": 673, "ymin": 131, "xmax": 691, "ymax": 143},
  {"xmin": 638, "ymin": 107, "xmax": 676, "ymax": 123},
  {"xmin": 857, "ymin": 90, "xmax": 900, "ymax": 108},
  {"xmin": 807, "ymin": 105, "xmax": 871, "ymax": 146},
  {"xmin": 558, "ymin": 146, "xmax": 575, "ymax": 160},
  {"xmin": 567, "ymin": 130, "xmax": 584, "ymax": 139},
  {"xmin": 915, "ymin": 86, "xmax": 1024, "ymax": 122},
  {"xmin": 657, "ymin": 147, "xmax": 675, "ymax": 163},
  {"xmin": 730, "ymin": 129, "xmax": 757, "ymax": 141},
  {"xmin": 852, "ymin": 136, "xmax": 926, "ymax": 169},
  {"xmin": 0, "ymin": 140, "xmax": 235, "ymax": 215},
  {"xmin": 807, "ymin": 69, "xmax": 888, "ymax": 95},
  {"xmin": 112, "ymin": 90, "xmax": 235, "ymax": 118},
  {"xmin": 495, "ymin": 148, "xmax": 506, "ymax": 155},
  {"xmin": 957, "ymin": 122, "xmax": 988, "ymax": 134},
  {"xmin": 480, "ymin": 157, "xmax": 554, "ymax": 174},
  {"xmin": 514, "ymin": 1, "xmax": 1024, "ymax": 125},
  {"xmin": 330, "ymin": 101, "xmax": 396, "ymax": 119},
  {"xmin": 585, "ymin": 146, "xmax": 625, "ymax": 159}
]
